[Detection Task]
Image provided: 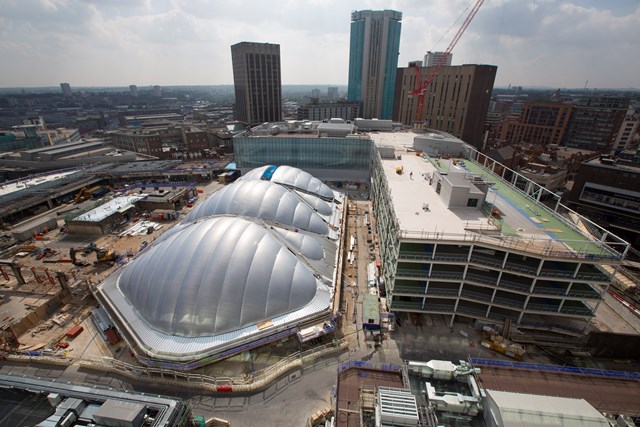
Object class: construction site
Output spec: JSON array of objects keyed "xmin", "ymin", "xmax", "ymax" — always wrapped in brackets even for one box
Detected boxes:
[{"xmin": 1, "ymin": 151, "xmax": 640, "ymax": 426}]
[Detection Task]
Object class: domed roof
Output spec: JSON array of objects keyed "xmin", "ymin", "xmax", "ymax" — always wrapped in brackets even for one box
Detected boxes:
[
  {"xmin": 240, "ymin": 165, "xmax": 334, "ymax": 199},
  {"xmin": 117, "ymin": 216, "xmax": 319, "ymax": 337},
  {"xmin": 183, "ymin": 180, "xmax": 329, "ymax": 235}
]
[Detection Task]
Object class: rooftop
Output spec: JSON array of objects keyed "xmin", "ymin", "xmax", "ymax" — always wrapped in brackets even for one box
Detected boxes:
[
  {"xmin": 109, "ymin": 160, "xmax": 181, "ymax": 174},
  {"xmin": 0, "ymin": 169, "xmax": 81, "ymax": 199},
  {"xmin": 73, "ymin": 195, "xmax": 146, "ymax": 222},
  {"xmin": 245, "ymin": 120, "xmax": 365, "ymax": 139},
  {"xmin": 370, "ymin": 131, "xmax": 628, "ymax": 260}
]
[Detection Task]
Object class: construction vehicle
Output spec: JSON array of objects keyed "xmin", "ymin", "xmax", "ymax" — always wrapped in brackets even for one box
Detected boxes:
[
  {"xmin": 74, "ymin": 185, "xmax": 110, "ymax": 203},
  {"xmin": 411, "ymin": 0, "xmax": 485, "ymax": 124},
  {"xmin": 481, "ymin": 329, "xmax": 525, "ymax": 361},
  {"xmin": 69, "ymin": 245, "xmax": 118, "ymax": 266},
  {"xmin": 74, "ymin": 187, "xmax": 92, "ymax": 203}
]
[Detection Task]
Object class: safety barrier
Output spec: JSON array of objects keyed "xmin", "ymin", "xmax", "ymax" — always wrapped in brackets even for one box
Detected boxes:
[
  {"xmin": 469, "ymin": 357, "xmax": 640, "ymax": 380},
  {"xmin": 9, "ymin": 338, "xmax": 349, "ymax": 394}
]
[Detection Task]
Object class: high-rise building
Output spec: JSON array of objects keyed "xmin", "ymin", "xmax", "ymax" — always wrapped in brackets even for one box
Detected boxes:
[
  {"xmin": 231, "ymin": 42, "xmax": 282, "ymax": 124},
  {"xmin": 347, "ymin": 10, "xmax": 402, "ymax": 120},
  {"xmin": 392, "ymin": 64, "xmax": 497, "ymax": 150},
  {"xmin": 152, "ymin": 85, "xmax": 162, "ymax": 97},
  {"xmin": 611, "ymin": 105, "xmax": 639, "ymax": 154},
  {"xmin": 297, "ymin": 101, "xmax": 359, "ymax": 122},
  {"xmin": 499, "ymin": 102, "xmax": 573, "ymax": 146},
  {"xmin": 311, "ymin": 88, "xmax": 321, "ymax": 99},
  {"xmin": 327, "ymin": 86, "xmax": 339, "ymax": 99},
  {"xmin": 424, "ymin": 51, "xmax": 452, "ymax": 67},
  {"xmin": 60, "ymin": 83, "xmax": 72, "ymax": 97},
  {"xmin": 129, "ymin": 84, "xmax": 138, "ymax": 98},
  {"xmin": 564, "ymin": 95, "xmax": 628, "ymax": 152},
  {"xmin": 569, "ymin": 154, "xmax": 640, "ymax": 248}
]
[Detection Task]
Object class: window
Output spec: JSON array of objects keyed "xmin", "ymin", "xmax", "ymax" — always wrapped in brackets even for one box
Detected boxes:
[{"xmin": 467, "ymin": 198, "xmax": 478, "ymax": 207}]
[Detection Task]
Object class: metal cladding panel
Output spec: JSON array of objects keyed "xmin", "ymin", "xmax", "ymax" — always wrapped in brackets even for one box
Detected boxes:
[
  {"xmin": 184, "ymin": 180, "xmax": 329, "ymax": 235},
  {"xmin": 118, "ymin": 216, "xmax": 319, "ymax": 337},
  {"xmin": 240, "ymin": 165, "xmax": 335, "ymax": 199}
]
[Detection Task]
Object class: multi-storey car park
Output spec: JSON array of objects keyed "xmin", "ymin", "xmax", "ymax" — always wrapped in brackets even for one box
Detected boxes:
[{"xmin": 370, "ymin": 129, "xmax": 629, "ymax": 332}]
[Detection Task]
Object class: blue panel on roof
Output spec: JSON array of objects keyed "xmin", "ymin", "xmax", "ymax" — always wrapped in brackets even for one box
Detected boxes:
[{"xmin": 261, "ymin": 165, "xmax": 278, "ymax": 181}]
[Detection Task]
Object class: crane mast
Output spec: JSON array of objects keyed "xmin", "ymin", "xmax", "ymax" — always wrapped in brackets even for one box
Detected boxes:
[{"xmin": 412, "ymin": 0, "xmax": 486, "ymax": 124}]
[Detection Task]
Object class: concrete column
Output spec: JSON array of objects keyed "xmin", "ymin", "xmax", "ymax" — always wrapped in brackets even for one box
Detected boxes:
[
  {"xmin": 11, "ymin": 265, "xmax": 25, "ymax": 285},
  {"xmin": 56, "ymin": 271, "xmax": 70, "ymax": 292}
]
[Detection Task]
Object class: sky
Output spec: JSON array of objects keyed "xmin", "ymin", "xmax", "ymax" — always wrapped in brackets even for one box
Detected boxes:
[{"xmin": 1, "ymin": 0, "xmax": 639, "ymax": 89}]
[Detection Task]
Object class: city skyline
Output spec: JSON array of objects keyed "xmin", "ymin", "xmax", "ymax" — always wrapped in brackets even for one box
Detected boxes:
[{"xmin": 1, "ymin": 0, "xmax": 639, "ymax": 89}]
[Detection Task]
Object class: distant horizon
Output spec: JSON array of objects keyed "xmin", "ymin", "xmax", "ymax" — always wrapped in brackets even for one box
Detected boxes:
[
  {"xmin": 0, "ymin": 84, "xmax": 638, "ymax": 93},
  {"xmin": 1, "ymin": 2, "xmax": 638, "ymax": 88}
]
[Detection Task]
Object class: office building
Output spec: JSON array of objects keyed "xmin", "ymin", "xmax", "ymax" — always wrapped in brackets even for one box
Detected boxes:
[
  {"xmin": 233, "ymin": 120, "xmax": 371, "ymax": 186},
  {"xmin": 564, "ymin": 95, "xmax": 629, "ymax": 151},
  {"xmin": 59, "ymin": 83, "xmax": 72, "ymax": 97},
  {"xmin": 297, "ymin": 100, "xmax": 359, "ymax": 121},
  {"xmin": 370, "ymin": 130, "xmax": 627, "ymax": 332},
  {"xmin": 568, "ymin": 154, "xmax": 640, "ymax": 248},
  {"xmin": 111, "ymin": 128, "xmax": 164, "ymax": 158},
  {"xmin": 393, "ymin": 64, "xmax": 497, "ymax": 150},
  {"xmin": 611, "ymin": 105, "xmax": 639, "ymax": 154},
  {"xmin": 231, "ymin": 42, "xmax": 282, "ymax": 124},
  {"xmin": 327, "ymin": 86, "xmax": 339, "ymax": 99},
  {"xmin": 499, "ymin": 102, "xmax": 573, "ymax": 146},
  {"xmin": 129, "ymin": 84, "xmax": 138, "ymax": 97},
  {"xmin": 424, "ymin": 51, "xmax": 452, "ymax": 67},
  {"xmin": 347, "ymin": 10, "xmax": 402, "ymax": 119}
]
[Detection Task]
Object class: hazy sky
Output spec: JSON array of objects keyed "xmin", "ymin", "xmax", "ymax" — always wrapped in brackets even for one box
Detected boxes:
[{"xmin": 1, "ymin": 0, "xmax": 639, "ymax": 88}]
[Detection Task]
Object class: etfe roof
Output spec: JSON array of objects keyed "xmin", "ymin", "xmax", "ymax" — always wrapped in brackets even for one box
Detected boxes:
[
  {"xmin": 241, "ymin": 165, "xmax": 335, "ymax": 199},
  {"xmin": 118, "ymin": 216, "xmax": 322, "ymax": 336},
  {"xmin": 183, "ymin": 180, "xmax": 331, "ymax": 235},
  {"xmin": 486, "ymin": 389, "xmax": 609, "ymax": 427}
]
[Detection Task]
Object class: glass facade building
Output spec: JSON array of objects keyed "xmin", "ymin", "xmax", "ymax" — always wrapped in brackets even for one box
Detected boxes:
[
  {"xmin": 234, "ymin": 136, "xmax": 371, "ymax": 171},
  {"xmin": 347, "ymin": 10, "xmax": 402, "ymax": 120}
]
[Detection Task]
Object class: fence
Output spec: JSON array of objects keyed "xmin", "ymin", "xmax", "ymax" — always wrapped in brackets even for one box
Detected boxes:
[
  {"xmin": 6, "ymin": 338, "xmax": 349, "ymax": 394},
  {"xmin": 469, "ymin": 357, "xmax": 640, "ymax": 380}
]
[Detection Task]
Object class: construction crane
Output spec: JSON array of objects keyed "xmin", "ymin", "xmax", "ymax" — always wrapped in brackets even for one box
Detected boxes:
[{"xmin": 411, "ymin": 0, "xmax": 486, "ymax": 124}]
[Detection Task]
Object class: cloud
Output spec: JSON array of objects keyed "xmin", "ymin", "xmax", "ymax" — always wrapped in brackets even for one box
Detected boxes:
[{"xmin": 0, "ymin": 0, "xmax": 638, "ymax": 88}]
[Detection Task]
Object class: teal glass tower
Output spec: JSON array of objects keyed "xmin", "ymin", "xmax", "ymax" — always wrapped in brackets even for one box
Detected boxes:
[{"xmin": 347, "ymin": 10, "xmax": 402, "ymax": 120}]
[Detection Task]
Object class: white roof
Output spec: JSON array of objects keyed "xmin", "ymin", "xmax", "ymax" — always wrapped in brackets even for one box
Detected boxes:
[
  {"xmin": 118, "ymin": 216, "xmax": 322, "ymax": 337},
  {"xmin": 74, "ymin": 195, "xmax": 146, "ymax": 222},
  {"xmin": 486, "ymin": 390, "xmax": 609, "ymax": 427},
  {"xmin": 370, "ymin": 132, "xmax": 490, "ymax": 235},
  {"xmin": 183, "ymin": 180, "xmax": 330, "ymax": 235},
  {"xmin": 240, "ymin": 165, "xmax": 335, "ymax": 199}
]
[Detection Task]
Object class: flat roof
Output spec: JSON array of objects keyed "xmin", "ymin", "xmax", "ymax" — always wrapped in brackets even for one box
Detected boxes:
[
  {"xmin": 487, "ymin": 389, "xmax": 609, "ymax": 426},
  {"xmin": 109, "ymin": 160, "xmax": 181, "ymax": 174},
  {"xmin": 370, "ymin": 131, "xmax": 625, "ymax": 259},
  {"xmin": 74, "ymin": 195, "xmax": 146, "ymax": 222},
  {"xmin": 586, "ymin": 156, "xmax": 640, "ymax": 173},
  {"xmin": 43, "ymin": 141, "xmax": 106, "ymax": 156},
  {"xmin": 0, "ymin": 169, "xmax": 80, "ymax": 199},
  {"xmin": 478, "ymin": 365, "xmax": 640, "ymax": 416}
]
